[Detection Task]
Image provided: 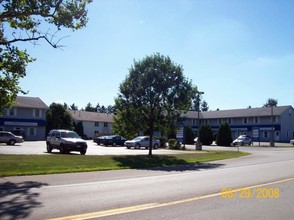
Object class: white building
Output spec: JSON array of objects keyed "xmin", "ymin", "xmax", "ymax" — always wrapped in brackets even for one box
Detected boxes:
[{"xmin": 69, "ymin": 110, "xmax": 114, "ymax": 139}]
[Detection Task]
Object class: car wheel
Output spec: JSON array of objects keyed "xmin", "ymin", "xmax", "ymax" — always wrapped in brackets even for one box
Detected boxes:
[
  {"xmin": 112, "ymin": 142, "xmax": 116, "ymax": 147},
  {"xmin": 8, "ymin": 139, "xmax": 16, "ymax": 145},
  {"xmin": 127, "ymin": 146, "xmax": 131, "ymax": 149},
  {"xmin": 153, "ymin": 144, "xmax": 158, "ymax": 149},
  {"xmin": 46, "ymin": 143, "xmax": 52, "ymax": 153},
  {"xmin": 60, "ymin": 145, "xmax": 65, "ymax": 154},
  {"xmin": 135, "ymin": 144, "xmax": 140, "ymax": 149},
  {"xmin": 80, "ymin": 148, "xmax": 86, "ymax": 155}
]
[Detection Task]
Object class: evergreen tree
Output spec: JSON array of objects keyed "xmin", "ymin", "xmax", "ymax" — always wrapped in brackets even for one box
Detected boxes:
[
  {"xmin": 199, "ymin": 125, "xmax": 213, "ymax": 145},
  {"xmin": 184, "ymin": 126, "xmax": 195, "ymax": 144},
  {"xmin": 74, "ymin": 121, "xmax": 84, "ymax": 137},
  {"xmin": 201, "ymin": 100, "xmax": 209, "ymax": 112},
  {"xmin": 216, "ymin": 123, "xmax": 232, "ymax": 146}
]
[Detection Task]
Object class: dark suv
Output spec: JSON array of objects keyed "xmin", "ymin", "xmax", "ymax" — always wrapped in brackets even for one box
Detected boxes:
[{"xmin": 46, "ymin": 129, "xmax": 87, "ymax": 155}]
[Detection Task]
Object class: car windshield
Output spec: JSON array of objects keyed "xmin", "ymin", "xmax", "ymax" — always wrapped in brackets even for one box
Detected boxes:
[
  {"xmin": 61, "ymin": 131, "xmax": 80, "ymax": 139},
  {"xmin": 133, "ymin": 137, "xmax": 144, "ymax": 141}
]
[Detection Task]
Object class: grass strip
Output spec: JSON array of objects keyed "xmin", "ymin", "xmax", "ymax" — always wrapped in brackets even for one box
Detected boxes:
[{"xmin": 0, "ymin": 150, "xmax": 249, "ymax": 177}]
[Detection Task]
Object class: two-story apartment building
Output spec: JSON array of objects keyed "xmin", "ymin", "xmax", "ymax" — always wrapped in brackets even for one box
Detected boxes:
[
  {"xmin": 0, "ymin": 96, "xmax": 48, "ymax": 140},
  {"xmin": 183, "ymin": 105, "xmax": 294, "ymax": 142},
  {"xmin": 68, "ymin": 110, "xmax": 114, "ymax": 139}
]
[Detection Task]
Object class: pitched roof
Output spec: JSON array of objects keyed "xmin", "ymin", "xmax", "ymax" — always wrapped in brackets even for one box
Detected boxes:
[
  {"xmin": 13, "ymin": 96, "xmax": 48, "ymax": 109},
  {"xmin": 184, "ymin": 106, "xmax": 293, "ymax": 119},
  {"xmin": 68, "ymin": 110, "xmax": 114, "ymax": 123}
]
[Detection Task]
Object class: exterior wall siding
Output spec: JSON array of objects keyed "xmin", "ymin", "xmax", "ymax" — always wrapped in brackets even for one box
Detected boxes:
[
  {"xmin": 0, "ymin": 106, "xmax": 47, "ymax": 141},
  {"xmin": 185, "ymin": 106, "xmax": 294, "ymax": 143},
  {"xmin": 77, "ymin": 120, "xmax": 113, "ymax": 139}
]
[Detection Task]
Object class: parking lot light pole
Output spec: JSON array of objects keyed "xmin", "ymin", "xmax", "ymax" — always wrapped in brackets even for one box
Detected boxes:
[
  {"xmin": 270, "ymin": 105, "xmax": 275, "ymax": 147},
  {"xmin": 195, "ymin": 91, "xmax": 204, "ymax": 150}
]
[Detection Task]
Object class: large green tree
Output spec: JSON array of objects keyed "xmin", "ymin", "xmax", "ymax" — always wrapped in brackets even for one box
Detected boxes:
[
  {"xmin": 0, "ymin": 0, "xmax": 92, "ymax": 115},
  {"xmin": 46, "ymin": 103, "xmax": 74, "ymax": 134},
  {"xmin": 115, "ymin": 53, "xmax": 197, "ymax": 156}
]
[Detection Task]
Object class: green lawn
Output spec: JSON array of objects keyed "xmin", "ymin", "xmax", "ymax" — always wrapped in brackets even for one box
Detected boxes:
[{"xmin": 0, "ymin": 150, "xmax": 250, "ymax": 177}]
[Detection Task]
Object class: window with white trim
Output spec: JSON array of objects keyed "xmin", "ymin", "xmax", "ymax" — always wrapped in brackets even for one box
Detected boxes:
[
  {"xmin": 33, "ymin": 109, "xmax": 42, "ymax": 118},
  {"xmin": 243, "ymin": 118, "xmax": 248, "ymax": 124},
  {"xmin": 7, "ymin": 108, "xmax": 16, "ymax": 116},
  {"xmin": 28, "ymin": 127, "xmax": 36, "ymax": 136}
]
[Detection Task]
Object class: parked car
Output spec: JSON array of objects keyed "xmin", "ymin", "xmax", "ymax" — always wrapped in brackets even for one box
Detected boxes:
[
  {"xmin": 232, "ymin": 135, "xmax": 252, "ymax": 146},
  {"xmin": 102, "ymin": 135, "xmax": 126, "ymax": 146},
  {"xmin": 46, "ymin": 129, "xmax": 87, "ymax": 155},
  {"xmin": 93, "ymin": 136, "xmax": 106, "ymax": 145},
  {"xmin": 10, "ymin": 129, "xmax": 25, "ymax": 139},
  {"xmin": 290, "ymin": 139, "xmax": 294, "ymax": 145},
  {"xmin": 0, "ymin": 131, "xmax": 24, "ymax": 145},
  {"xmin": 124, "ymin": 136, "xmax": 160, "ymax": 149}
]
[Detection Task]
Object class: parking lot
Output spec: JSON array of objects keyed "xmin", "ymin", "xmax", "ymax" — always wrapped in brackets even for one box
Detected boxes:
[
  {"xmin": 0, "ymin": 140, "xmax": 194, "ymax": 155},
  {"xmin": 0, "ymin": 140, "xmax": 293, "ymax": 156}
]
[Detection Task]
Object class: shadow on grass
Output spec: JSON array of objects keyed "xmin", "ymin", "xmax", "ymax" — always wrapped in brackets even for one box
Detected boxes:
[
  {"xmin": 112, "ymin": 155, "xmax": 224, "ymax": 172},
  {"xmin": 0, "ymin": 181, "xmax": 48, "ymax": 220}
]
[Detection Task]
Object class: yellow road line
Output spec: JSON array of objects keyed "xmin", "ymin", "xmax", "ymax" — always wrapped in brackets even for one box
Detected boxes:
[
  {"xmin": 49, "ymin": 203, "xmax": 158, "ymax": 220},
  {"xmin": 49, "ymin": 177, "xmax": 294, "ymax": 220}
]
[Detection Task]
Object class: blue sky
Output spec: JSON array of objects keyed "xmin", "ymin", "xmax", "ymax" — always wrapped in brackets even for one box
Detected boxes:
[{"xmin": 19, "ymin": 0, "xmax": 294, "ymax": 110}]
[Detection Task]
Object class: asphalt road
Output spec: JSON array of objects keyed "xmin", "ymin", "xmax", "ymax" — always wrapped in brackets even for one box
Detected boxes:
[{"xmin": 0, "ymin": 144, "xmax": 294, "ymax": 219}]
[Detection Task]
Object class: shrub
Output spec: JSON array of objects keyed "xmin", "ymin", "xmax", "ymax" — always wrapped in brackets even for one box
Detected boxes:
[
  {"xmin": 199, "ymin": 125, "xmax": 213, "ymax": 145},
  {"xmin": 184, "ymin": 126, "xmax": 195, "ymax": 144},
  {"xmin": 168, "ymin": 139, "xmax": 182, "ymax": 150},
  {"xmin": 156, "ymin": 136, "xmax": 167, "ymax": 148},
  {"xmin": 216, "ymin": 123, "xmax": 232, "ymax": 146}
]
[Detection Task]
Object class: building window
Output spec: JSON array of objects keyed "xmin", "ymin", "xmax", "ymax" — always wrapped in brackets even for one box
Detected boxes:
[
  {"xmin": 192, "ymin": 119, "xmax": 196, "ymax": 125},
  {"xmin": 264, "ymin": 131, "xmax": 268, "ymax": 138},
  {"xmin": 243, "ymin": 118, "xmax": 248, "ymax": 124},
  {"xmin": 104, "ymin": 122, "xmax": 108, "ymax": 127},
  {"xmin": 95, "ymin": 122, "xmax": 99, "ymax": 127},
  {"xmin": 33, "ymin": 109, "xmax": 42, "ymax": 117},
  {"xmin": 218, "ymin": 119, "xmax": 222, "ymax": 125},
  {"xmin": 275, "ymin": 131, "xmax": 279, "ymax": 137},
  {"xmin": 8, "ymin": 108, "xmax": 16, "ymax": 116},
  {"xmin": 228, "ymin": 118, "xmax": 232, "ymax": 124},
  {"xmin": 254, "ymin": 117, "xmax": 259, "ymax": 124},
  {"xmin": 28, "ymin": 128, "xmax": 36, "ymax": 136}
]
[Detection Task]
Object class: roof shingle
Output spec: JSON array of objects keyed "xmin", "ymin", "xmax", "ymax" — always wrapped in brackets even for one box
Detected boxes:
[
  {"xmin": 69, "ymin": 110, "xmax": 114, "ymax": 123},
  {"xmin": 184, "ymin": 106, "xmax": 292, "ymax": 119},
  {"xmin": 14, "ymin": 96, "xmax": 48, "ymax": 109}
]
